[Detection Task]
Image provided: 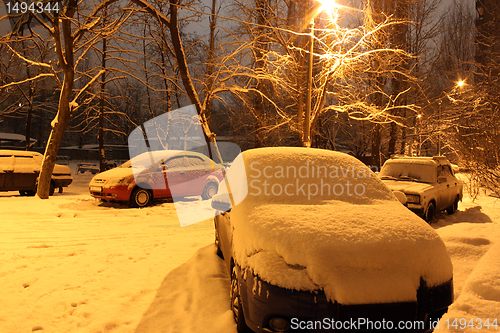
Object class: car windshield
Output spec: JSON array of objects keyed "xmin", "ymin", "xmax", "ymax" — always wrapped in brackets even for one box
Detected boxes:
[{"xmin": 379, "ymin": 162, "xmax": 436, "ymax": 183}]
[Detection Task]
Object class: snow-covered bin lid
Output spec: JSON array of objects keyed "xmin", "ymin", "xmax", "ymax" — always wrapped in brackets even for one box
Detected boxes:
[{"xmin": 227, "ymin": 147, "xmax": 453, "ymax": 305}]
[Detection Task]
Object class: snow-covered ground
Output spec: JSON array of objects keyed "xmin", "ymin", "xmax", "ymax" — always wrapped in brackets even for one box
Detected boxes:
[{"xmin": 0, "ymin": 170, "xmax": 499, "ymax": 333}]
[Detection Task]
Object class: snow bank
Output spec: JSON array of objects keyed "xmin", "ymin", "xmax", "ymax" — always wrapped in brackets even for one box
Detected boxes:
[
  {"xmin": 436, "ymin": 241, "xmax": 500, "ymax": 332},
  {"xmin": 229, "ymin": 147, "xmax": 453, "ymax": 305},
  {"xmin": 135, "ymin": 246, "xmax": 235, "ymax": 333}
]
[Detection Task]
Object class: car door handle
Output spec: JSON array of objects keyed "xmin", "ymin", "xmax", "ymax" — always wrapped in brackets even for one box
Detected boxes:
[
  {"xmin": 180, "ymin": 172, "xmax": 185, "ymax": 175},
  {"xmin": 205, "ymin": 170, "xmax": 210, "ymax": 173}
]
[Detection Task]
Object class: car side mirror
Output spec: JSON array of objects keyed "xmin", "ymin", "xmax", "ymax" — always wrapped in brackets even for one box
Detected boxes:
[
  {"xmin": 211, "ymin": 192, "xmax": 232, "ymax": 212},
  {"xmin": 438, "ymin": 176, "xmax": 447, "ymax": 183}
]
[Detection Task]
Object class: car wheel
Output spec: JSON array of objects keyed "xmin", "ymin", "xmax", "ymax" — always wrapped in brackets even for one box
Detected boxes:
[
  {"xmin": 19, "ymin": 191, "xmax": 28, "ymax": 196},
  {"xmin": 130, "ymin": 187, "xmax": 153, "ymax": 208},
  {"xmin": 230, "ymin": 266, "xmax": 250, "ymax": 333},
  {"xmin": 425, "ymin": 202, "xmax": 435, "ymax": 224},
  {"xmin": 446, "ymin": 197, "xmax": 459, "ymax": 215},
  {"xmin": 215, "ymin": 228, "xmax": 224, "ymax": 259},
  {"xmin": 202, "ymin": 182, "xmax": 218, "ymax": 200},
  {"xmin": 25, "ymin": 190, "xmax": 36, "ymax": 196}
]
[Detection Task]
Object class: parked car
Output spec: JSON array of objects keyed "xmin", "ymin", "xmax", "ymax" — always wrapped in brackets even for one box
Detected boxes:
[
  {"xmin": 212, "ymin": 147, "xmax": 453, "ymax": 333},
  {"xmin": 0, "ymin": 150, "xmax": 73, "ymax": 196},
  {"xmin": 89, "ymin": 150, "xmax": 225, "ymax": 207},
  {"xmin": 379, "ymin": 155, "xmax": 463, "ymax": 223},
  {"xmin": 77, "ymin": 161, "xmax": 117, "ymax": 174}
]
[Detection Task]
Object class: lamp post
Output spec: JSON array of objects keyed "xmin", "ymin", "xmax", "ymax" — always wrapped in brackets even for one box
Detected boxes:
[
  {"xmin": 302, "ymin": 0, "xmax": 338, "ymax": 148},
  {"xmin": 303, "ymin": 19, "xmax": 315, "ymax": 147}
]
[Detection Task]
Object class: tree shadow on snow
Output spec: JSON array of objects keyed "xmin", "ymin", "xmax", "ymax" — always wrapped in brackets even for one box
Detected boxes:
[{"xmin": 134, "ymin": 245, "xmax": 236, "ymax": 333}]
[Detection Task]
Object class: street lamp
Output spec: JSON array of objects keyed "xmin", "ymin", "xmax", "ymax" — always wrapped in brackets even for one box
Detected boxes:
[{"xmin": 303, "ymin": 0, "xmax": 339, "ymax": 147}]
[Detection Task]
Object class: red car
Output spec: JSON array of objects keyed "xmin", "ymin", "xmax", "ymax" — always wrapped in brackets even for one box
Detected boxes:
[{"xmin": 89, "ymin": 150, "xmax": 225, "ymax": 207}]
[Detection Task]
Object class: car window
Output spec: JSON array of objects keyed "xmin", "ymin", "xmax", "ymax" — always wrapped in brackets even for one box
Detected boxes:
[
  {"xmin": 13, "ymin": 156, "xmax": 39, "ymax": 173},
  {"xmin": 164, "ymin": 156, "xmax": 186, "ymax": 169},
  {"xmin": 437, "ymin": 165, "xmax": 452, "ymax": 178},
  {"xmin": 185, "ymin": 156, "xmax": 208, "ymax": 168}
]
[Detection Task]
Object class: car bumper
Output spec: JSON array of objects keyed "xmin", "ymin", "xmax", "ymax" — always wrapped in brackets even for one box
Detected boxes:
[
  {"xmin": 52, "ymin": 175, "xmax": 73, "ymax": 188},
  {"xmin": 407, "ymin": 204, "xmax": 425, "ymax": 216},
  {"xmin": 89, "ymin": 184, "xmax": 131, "ymax": 201},
  {"xmin": 239, "ymin": 268, "xmax": 452, "ymax": 333}
]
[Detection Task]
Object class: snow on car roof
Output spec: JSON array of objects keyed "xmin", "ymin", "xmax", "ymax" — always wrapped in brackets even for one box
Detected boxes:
[
  {"xmin": 0, "ymin": 150, "xmax": 42, "ymax": 157},
  {"xmin": 125, "ymin": 150, "xmax": 203, "ymax": 168},
  {"xmin": 228, "ymin": 147, "xmax": 453, "ymax": 305},
  {"xmin": 387, "ymin": 156, "xmax": 451, "ymax": 166}
]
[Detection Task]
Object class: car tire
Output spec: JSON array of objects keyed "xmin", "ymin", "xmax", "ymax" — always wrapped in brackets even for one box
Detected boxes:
[
  {"xmin": 215, "ymin": 228, "xmax": 224, "ymax": 259},
  {"xmin": 425, "ymin": 202, "xmax": 435, "ymax": 224},
  {"xmin": 230, "ymin": 266, "xmax": 250, "ymax": 333},
  {"xmin": 130, "ymin": 187, "xmax": 153, "ymax": 208},
  {"xmin": 202, "ymin": 182, "xmax": 218, "ymax": 200},
  {"xmin": 446, "ymin": 197, "xmax": 459, "ymax": 215}
]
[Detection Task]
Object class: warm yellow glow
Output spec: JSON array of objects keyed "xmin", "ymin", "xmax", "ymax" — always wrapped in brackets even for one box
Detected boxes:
[
  {"xmin": 457, "ymin": 80, "xmax": 465, "ymax": 87},
  {"xmin": 317, "ymin": 0, "xmax": 340, "ymax": 14},
  {"xmin": 417, "ymin": 114, "xmax": 422, "ymax": 119}
]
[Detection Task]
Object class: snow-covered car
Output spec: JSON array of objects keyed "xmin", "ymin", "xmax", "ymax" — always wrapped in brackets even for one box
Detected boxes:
[
  {"xmin": 89, "ymin": 150, "xmax": 225, "ymax": 207},
  {"xmin": 379, "ymin": 156, "xmax": 464, "ymax": 223},
  {"xmin": 77, "ymin": 162, "xmax": 99, "ymax": 174},
  {"xmin": 212, "ymin": 147, "xmax": 453, "ymax": 333},
  {"xmin": 0, "ymin": 150, "xmax": 73, "ymax": 196},
  {"xmin": 77, "ymin": 161, "xmax": 117, "ymax": 174}
]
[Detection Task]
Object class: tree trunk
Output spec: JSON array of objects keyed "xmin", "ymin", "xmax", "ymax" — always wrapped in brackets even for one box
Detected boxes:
[
  {"xmin": 169, "ymin": 0, "xmax": 223, "ymax": 163},
  {"xmin": 37, "ymin": 2, "xmax": 77, "ymax": 199},
  {"xmin": 99, "ymin": 16, "xmax": 107, "ymax": 173},
  {"xmin": 38, "ymin": 72, "xmax": 74, "ymax": 198},
  {"xmin": 371, "ymin": 123, "xmax": 381, "ymax": 169},
  {"xmin": 204, "ymin": 0, "xmax": 217, "ymax": 120},
  {"xmin": 388, "ymin": 122, "xmax": 397, "ymax": 156}
]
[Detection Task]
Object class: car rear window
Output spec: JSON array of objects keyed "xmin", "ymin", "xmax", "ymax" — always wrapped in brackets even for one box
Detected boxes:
[{"xmin": 13, "ymin": 155, "xmax": 39, "ymax": 173}]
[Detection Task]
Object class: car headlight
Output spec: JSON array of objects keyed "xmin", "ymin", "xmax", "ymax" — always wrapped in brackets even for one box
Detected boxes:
[
  {"xmin": 107, "ymin": 177, "xmax": 129, "ymax": 186},
  {"xmin": 406, "ymin": 194, "xmax": 420, "ymax": 204}
]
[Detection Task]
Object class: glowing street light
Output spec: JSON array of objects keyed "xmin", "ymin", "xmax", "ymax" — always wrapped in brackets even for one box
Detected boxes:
[{"xmin": 457, "ymin": 80, "xmax": 465, "ymax": 88}]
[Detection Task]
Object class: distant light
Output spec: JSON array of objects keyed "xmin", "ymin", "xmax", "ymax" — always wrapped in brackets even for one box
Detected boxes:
[
  {"xmin": 417, "ymin": 114, "xmax": 422, "ymax": 118},
  {"xmin": 19, "ymin": 103, "xmax": 22, "ymax": 107},
  {"xmin": 457, "ymin": 80, "xmax": 465, "ymax": 88}
]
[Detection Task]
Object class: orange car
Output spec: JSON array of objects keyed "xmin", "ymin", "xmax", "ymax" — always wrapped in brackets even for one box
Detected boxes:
[{"xmin": 89, "ymin": 150, "xmax": 225, "ymax": 207}]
